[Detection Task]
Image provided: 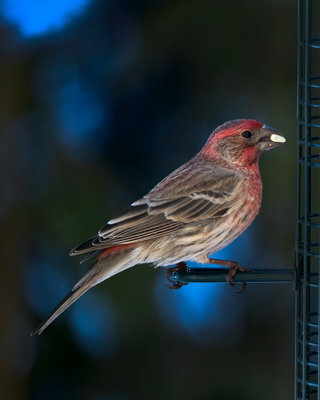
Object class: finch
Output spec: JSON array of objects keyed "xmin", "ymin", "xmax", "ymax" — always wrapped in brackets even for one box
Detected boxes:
[{"xmin": 31, "ymin": 119, "xmax": 286, "ymax": 335}]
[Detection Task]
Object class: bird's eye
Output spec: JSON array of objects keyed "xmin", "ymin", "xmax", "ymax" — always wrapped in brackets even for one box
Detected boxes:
[{"xmin": 241, "ymin": 130, "xmax": 253, "ymax": 139}]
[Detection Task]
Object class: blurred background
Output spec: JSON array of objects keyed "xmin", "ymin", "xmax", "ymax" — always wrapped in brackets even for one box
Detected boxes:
[{"xmin": 0, "ymin": 0, "xmax": 296, "ymax": 399}]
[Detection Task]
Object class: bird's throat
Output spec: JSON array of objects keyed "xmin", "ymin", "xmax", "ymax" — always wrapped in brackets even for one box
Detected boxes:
[{"xmin": 239, "ymin": 146, "xmax": 259, "ymax": 167}]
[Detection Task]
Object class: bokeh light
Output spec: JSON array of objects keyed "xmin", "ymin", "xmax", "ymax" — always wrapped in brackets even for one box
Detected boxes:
[{"xmin": 1, "ymin": 0, "xmax": 91, "ymax": 37}]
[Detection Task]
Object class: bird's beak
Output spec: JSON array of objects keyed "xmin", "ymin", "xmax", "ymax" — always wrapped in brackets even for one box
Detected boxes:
[{"xmin": 258, "ymin": 125, "xmax": 286, "ymax": 151}]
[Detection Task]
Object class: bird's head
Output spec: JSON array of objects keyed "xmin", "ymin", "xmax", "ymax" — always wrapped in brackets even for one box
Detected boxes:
[{"xmin": 200, "ymin": 119, "xmax": 286, "ymax": 169}]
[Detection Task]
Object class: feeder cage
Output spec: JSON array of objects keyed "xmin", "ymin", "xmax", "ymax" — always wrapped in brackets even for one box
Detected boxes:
[{"xmin": 295, "ymin": 0, "xmax": 320, "ymax": 399}]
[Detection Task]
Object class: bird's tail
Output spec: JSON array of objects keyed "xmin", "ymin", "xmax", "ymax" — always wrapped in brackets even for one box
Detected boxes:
[
  {"xmin": 31, "ymin": 248, "xmax": 136, "ymax": 336},
  {"xmin": 30, "ymin": 279, "xmax": 92, "ymax": 336}
]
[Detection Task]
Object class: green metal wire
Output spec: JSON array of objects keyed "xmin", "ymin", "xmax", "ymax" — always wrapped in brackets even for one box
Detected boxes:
[{"xmin": 295, "ymin": 1, "xmax": 320, "ymax": 399}]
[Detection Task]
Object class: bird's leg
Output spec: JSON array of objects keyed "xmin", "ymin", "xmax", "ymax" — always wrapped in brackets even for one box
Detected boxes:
[
  {"xmin": 165, "ymin": 262, "xmax": 190, "ymax": 290},
  {"xmin": 200, "ymin": 256, "xmax": 249, "ymax": 291}
]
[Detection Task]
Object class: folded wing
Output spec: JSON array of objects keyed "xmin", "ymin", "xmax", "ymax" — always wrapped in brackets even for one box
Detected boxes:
[{"xmin": 70, "ymin": 159, "xmax": 241, "ymax": 256}]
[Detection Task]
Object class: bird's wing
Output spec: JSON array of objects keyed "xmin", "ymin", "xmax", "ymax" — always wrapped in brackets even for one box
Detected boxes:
[{"xmin": 70, "ymin": 158, "xmax": 241, "ymax": 256}]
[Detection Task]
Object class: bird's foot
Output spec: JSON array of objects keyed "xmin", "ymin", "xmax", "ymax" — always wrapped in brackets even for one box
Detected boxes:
[
  {"xmin": 165, "ymin": 262, "xmax": 190, "ymax": 290},
  {"xmin": 225, "ymin": 262, "xmax": 249, "ymax": 292},
  {"xmin": 205, "ymin": 257, "xmax": 249, "ymax": 292}
]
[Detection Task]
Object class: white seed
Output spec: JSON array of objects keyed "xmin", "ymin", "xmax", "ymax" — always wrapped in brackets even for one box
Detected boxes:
[{"xmin": 270, "ymin": 134, "xmax": 286, "ymax": 143}]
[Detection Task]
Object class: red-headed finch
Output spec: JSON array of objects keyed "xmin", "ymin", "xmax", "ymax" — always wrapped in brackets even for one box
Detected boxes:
[{"xmin": 31, "ymin": 119, "xmax": 285, "ymax": 335}]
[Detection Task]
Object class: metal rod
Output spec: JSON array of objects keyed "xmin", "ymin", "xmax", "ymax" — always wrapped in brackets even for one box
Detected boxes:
[
  {"xmin": 295, "ymin": 1, "xmax": 304, "ymax": 397},
  {"xmin": 173, "ymin": 268, "xmax": 295, "ymax": 284},
  {"xmin": 302, "ymin": 0, "xmax": 312, "ymax": 398}
]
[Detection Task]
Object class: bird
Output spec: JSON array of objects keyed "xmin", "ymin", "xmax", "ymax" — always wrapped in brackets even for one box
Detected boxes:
[{"xmin": 31, "ymin": 119, "xmax": 286, "ymax": 335}]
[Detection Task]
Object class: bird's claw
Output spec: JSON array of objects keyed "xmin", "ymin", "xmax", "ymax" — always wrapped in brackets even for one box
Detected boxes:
[
  {"xmin": 226, "ymin": 262, "xmax": 250, "ymax": 293},
  {"xmin": 165, "ymin": 282, "xmax": 188, "ymax": 290},
  {"xmin": 236, "ymin": 282, "xmax": 247, "ymax": 294},
  {"xmin": 165, "ymin": 262, "xmax": 190, "ymax": 290}
]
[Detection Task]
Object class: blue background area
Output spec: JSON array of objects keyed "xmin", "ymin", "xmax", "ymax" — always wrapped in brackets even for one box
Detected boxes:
[
  {"xmin": 0, "ymin": 1, "xmax": 296, "ymax": 399},
  {"xmin": 1, "ymin": 0, "xmax": 90, "ymax": 36}
]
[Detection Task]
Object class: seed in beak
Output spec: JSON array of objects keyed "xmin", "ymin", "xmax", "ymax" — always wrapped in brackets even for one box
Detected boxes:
[{"xmin": 270, "ymin": 134, "xmax": 286, "ymax": 143}]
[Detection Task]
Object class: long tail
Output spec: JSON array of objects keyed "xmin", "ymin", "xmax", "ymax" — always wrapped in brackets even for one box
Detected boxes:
[
  {"xmin": 31, "ymin": 249, "xmax": 136, "ymax": 336},
  {"xmin": 30, "ymin": 280, "xmax": 93, "ymax": 336}
]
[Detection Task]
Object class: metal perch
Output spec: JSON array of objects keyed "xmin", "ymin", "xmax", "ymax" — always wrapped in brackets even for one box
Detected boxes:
[{"xmin": 173, "ymin": 267, "xmax": 295, "ymax": 284}]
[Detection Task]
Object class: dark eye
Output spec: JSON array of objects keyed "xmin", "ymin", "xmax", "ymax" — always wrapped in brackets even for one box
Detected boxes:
[{"xmin": 241, "ymin": 130, "xmax": 253, "ymax": 139}]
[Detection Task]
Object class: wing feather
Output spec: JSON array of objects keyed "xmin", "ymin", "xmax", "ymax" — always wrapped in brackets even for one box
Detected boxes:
[{"xmin": 70, "ymin": 158, "xmax": 241, "ymax": 256}]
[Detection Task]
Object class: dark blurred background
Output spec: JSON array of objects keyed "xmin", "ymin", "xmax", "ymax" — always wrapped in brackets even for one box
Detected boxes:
[{"xmin": 0, "ymin": 0, "xmax": 296, "ymax": 399}]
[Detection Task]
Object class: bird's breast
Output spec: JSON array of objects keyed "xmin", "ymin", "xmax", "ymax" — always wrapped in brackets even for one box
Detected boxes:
[
  {"xmin": 199, "ymin": 173, "xmax": 263, "ymax": 256},
  {"xmin": 141, "ymin": 173, "xmax": 263, "ymax": 266}
]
